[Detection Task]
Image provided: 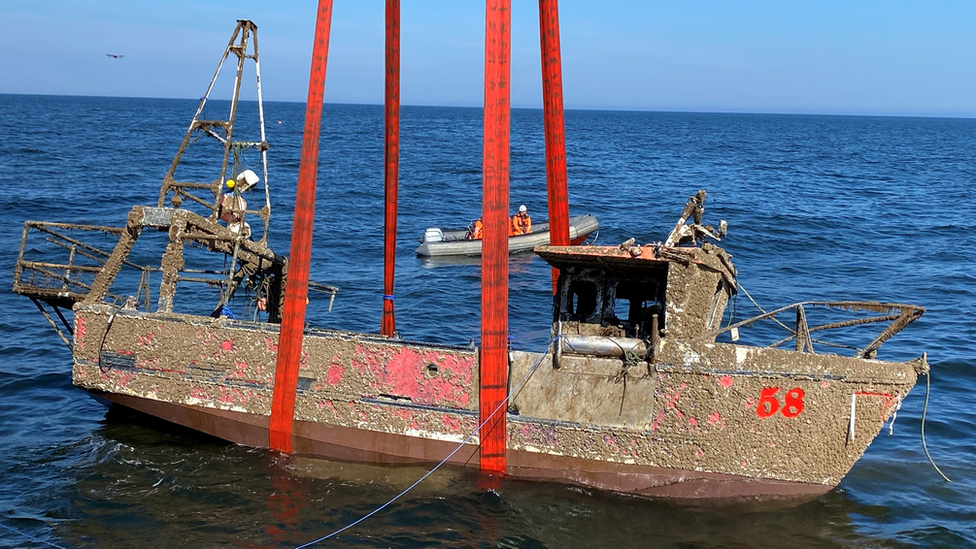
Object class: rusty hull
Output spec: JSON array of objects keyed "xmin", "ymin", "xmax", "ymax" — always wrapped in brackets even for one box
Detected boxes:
[{"xmin": 72, "ymin": 302, "xmax": 923, "ymax": 498}]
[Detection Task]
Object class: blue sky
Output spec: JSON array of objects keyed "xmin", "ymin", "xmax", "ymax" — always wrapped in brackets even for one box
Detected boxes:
[{"xmin": 1, "ymin": 0, "xmax": 974, "ymax": 116}]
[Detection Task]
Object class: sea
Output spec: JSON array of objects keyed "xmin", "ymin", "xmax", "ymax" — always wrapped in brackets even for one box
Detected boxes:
[{"xmin": 0, "ymin": 94, "xmax": 974, "ymax": 548}]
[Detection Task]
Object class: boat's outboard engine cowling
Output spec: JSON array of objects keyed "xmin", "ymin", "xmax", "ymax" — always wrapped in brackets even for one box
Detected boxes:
[{"xmin": 422, "ymin": 228, "xmax": 444, "ymax": 243}]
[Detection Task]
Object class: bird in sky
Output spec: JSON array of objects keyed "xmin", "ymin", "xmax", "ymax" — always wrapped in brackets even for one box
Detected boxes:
[{"xmin": 106, "ymin": 53, "xmax": 125, "ymax": 59}]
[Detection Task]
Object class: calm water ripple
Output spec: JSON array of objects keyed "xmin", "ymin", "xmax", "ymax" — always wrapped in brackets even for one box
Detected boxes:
[{"xmin": 0, "ymin": 94, "xmax": 974, "ymax": 548}]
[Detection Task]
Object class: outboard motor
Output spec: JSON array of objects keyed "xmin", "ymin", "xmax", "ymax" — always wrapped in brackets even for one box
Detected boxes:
[{"xmin": 422, "ymin": 228, "xmax": 444, "ymax": 243}]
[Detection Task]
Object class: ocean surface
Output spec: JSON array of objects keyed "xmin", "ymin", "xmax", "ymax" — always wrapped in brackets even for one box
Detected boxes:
[{"xmin": 0, "ymin": 94, "xmax": 974, "ymax": 548}]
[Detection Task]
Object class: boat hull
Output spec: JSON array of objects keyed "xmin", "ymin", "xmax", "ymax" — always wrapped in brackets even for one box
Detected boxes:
[
  {"xmin": 91, "ymin": 390, "xmax": 830, "ymax": 499},
  {"xmin": 73, "ymin": 305, "xmax": 922, "ymax": 499},
  {"xmin": 414, "ymin": 214, "xmax": 598, "ymax": 257}
]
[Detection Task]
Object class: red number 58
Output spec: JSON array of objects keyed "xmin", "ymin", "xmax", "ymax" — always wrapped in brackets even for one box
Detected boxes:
[{"xmin": 756, "ymin": 387, "xmax": 805, "ymax": 418}]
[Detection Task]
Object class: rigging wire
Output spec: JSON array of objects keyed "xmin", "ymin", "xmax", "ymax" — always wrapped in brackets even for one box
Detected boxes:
[
  {"xmin": 0, "ymin": 520, "xmax": 68, "ymax": 549},
  {"xmin": 294, "ymin": 337, "xmax": 559, "ymax": 549}
]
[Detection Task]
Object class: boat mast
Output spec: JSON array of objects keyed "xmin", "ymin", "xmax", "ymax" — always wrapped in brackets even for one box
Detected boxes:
[
  {"xmin": 480, "ymin": 0, "xmax": 512, "ymax": 477},
  {"xmin": 381, "ymin": 0, "xmax": 401, "ymax": 337},
  {"xmin": 539, "ymin": 0, "xmax": 570, "ymax": 293},
  {"xmin": 269, "ymin": 0, "xmax": 335, "ymax": 453}
]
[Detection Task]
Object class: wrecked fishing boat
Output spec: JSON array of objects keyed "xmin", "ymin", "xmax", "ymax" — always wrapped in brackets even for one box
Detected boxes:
[
  {"xmin": 415, "ymin": 214, "xmax": 599, "ymax": 258},
  {"xmin": 13, "ymin": 12, "xmax": 928, "ymax": 500}
]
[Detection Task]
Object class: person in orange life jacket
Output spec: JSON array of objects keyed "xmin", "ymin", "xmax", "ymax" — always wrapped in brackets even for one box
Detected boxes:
[
  {"xmin": 511, "ymin": 204, "xmax": 531, "ymax": 235},
  {"xmin": 469, "ymin": 217, "xmax": 484, "ymax": 240}
]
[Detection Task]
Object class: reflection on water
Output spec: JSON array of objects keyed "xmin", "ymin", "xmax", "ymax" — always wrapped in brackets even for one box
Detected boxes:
[{"xmin": 28, "ymin": 407, "xmax": 903, "ymax": 549}]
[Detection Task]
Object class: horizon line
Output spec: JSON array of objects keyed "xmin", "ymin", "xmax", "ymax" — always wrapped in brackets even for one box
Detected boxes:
[{"xmin": 3, "ymin": 92, "xmax": 974, "ymax": 121}]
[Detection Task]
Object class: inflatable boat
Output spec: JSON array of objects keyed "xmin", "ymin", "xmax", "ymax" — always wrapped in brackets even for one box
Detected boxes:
[{"xmin": 414, "ymin": 214, "xmax": 599, "ymax": 257}]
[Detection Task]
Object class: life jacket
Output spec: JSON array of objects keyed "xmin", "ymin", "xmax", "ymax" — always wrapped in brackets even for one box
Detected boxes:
[
  {"xmin": 471, "ymin": 219, "xmax": 484, "ymax": 240},
  {"xmin": 511, "ymin": 212, "xmax": 531, "ymax": 235}
]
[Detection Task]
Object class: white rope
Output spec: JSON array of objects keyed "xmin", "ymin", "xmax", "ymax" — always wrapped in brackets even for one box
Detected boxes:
[
  {"xmin": 736, "ymin": 282, "xmax": 795, "ymax": 335},
  {"xmin": 921, "ymin": 372, "xmax": 952, "ymax": 482},
  {"xmin": 888, "ymin": 395, "xmax": 901, "ymax": 435},
  {"xmin": 295, "ymin": 337, "xmax": 559, "ymax": 548}
]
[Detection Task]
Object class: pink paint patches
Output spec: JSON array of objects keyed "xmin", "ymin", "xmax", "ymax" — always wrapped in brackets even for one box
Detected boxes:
[
  {"xmin": 232, "ymin": 359, "xmax": 248, "ymax": 379},
  {"xmin": 517, "ymin": 423, "xmax": 560, "ymax": 446},
  {"xmin": 688, "ymin": 417, "xmax": 698, "ymax": 426},
  {"xmin": 361, "ymin": 346, "xmax": 472, "ymax": 407},
  {"xmin": 326, "ymin": 363, "xmax": 345, "ymax": 387},
  {"xmin": 744, "ymin": 396, "xmax": 757, "ymax": 409},
  {"xmin": 220, "ymin": 339, "xmax": 234, "ymax": 352},
  {"xmin": 135, "ymin": 356, "xmax": 163, "ymax": 372},
  {"xmin": 821, "ymin": 380, "xmax": 830, "ymax": 388},
  {"xmin": 219, "ymin": 386, "xmax": 235, "ymax": 404},
  {"xmin": 707, "ymin": 411, "xmax": 726, "ymax": 429},
  {"xmin": 138, "ymin": 332, "xmax": 155, "ymax": 347},
  {"xmin": 190, "ymin": 387, "xmax": 209, "ymax": 400},
  {"xmin": 116, "ymin": 373, "xmax": 135, "ymax": 388},
  {"xmin": 316, "ymin": 400, "xmax": 328, "ymax": 410},
  {"xmin": 720, "ymin": 375, "xmax": 734, "ymax": 388},
  {"xmin": 75, "ymin": 316, "xmax": 87, "ymax": 349},
  {"xmin": 265, "ymin": 338, "xmax": 278, "ymax": 353},
  {"xmin": 441, "ymin": 414, "xmax": 462, "ymax": 433},
  {"xmin": 324, "ymin": 400, "xmax": 340, "ymax": 419},
  {"xmin": 423, "ymin": 351, "xmax": 475, "ymax": 386},
  {"xmin": 695, "ymin": 449, "xmax": 705, "ymax": 458},
  {"xmin": 603, "ymin": 434, "xmax": 620, "ymax": 452},
  {"xmin": 651, "ymin": 384, "xmax": 688, "ymax": 432}
]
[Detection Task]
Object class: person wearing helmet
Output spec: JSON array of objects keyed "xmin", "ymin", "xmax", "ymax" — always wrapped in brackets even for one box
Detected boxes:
[{"xmin": 511, "ymin": 204, "xmax": 531, "ymax": 235}]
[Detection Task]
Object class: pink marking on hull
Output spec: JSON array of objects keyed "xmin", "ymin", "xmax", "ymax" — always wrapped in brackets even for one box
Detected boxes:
[
  {"xmin": 354, "ymin": 345, "xmax": 473, "ymax": 407},
  {"xmin": 233, "ymin": 360, "xmax": 248, "ymax": 379},
  {"xmin": 720, "ymin": 375, "xmax": 734, "ymax": 388},
  {"xmin": 707, "ymin": 411, "xmax": 726, "ymax": 429},
  {"xmin": 190, "ymin": 387, "xmax": 208, "ymax": 400},
  {"xmin": 441, "ymin": 414, "xmax": 462, "ymax": 433},
  {"xmin": 220, "ymin": 339, "xmax": 234, "ymax": 352},
  {"xmin": 326, "ymin": 363, "xmax": 344, "ymax": 386},
  {"xmin": 651, "ymin": 383, "xmax": 687, "ymax": 432},
  {"xmin": 116, "ymin": 373, "xmax": 135, "ymax": 388},
  {"xmin": 75, "ymin": 316, "xmax": 87, "ymax": 349},
  {"xmin": 265, "ymin": 338, "xmax": 278, "ymax": 353}
]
